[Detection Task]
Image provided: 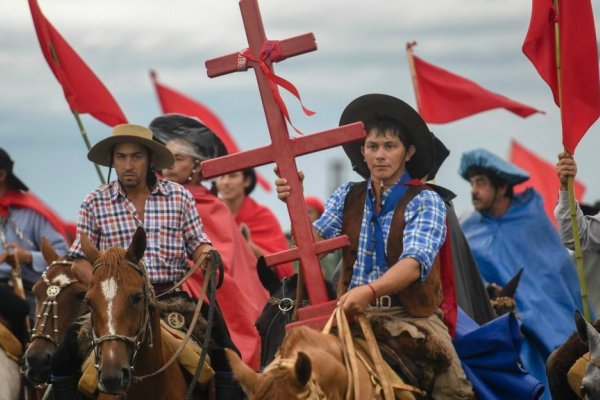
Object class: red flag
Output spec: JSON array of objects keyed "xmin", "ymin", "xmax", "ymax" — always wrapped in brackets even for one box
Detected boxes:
[
  {"xmin": 409, "ymin": 53, "xmax": 543, "ymax": 124},
  {"xmin": 28, "ymin": 0, "xmax": 127, "ymax": 127},
  {"xmin": 522, "ymin": 0, "xmax": 600, "ymax": 153},
  {"xmin": 510, "ymin": 140, "xmax": 585, "ymax": 226},
  {"xmin": 150, "ymin": 71, "xmax": 271, "ymax": 191}
]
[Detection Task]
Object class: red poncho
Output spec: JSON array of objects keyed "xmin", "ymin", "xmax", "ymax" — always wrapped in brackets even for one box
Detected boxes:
[
  {"xmin": 0, "ymin": 190, "xmax": 68, "ymax": 240},
  {"xmin": 234, "ymin": 196, "xmax": 294, "ymax": 278},
  {"xmin": 182, "ymin": 184, "xmax": 268, "ymax": 370}
]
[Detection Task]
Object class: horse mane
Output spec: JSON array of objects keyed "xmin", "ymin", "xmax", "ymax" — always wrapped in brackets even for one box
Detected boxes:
[
  {"xmin": 280, "ymin": 326, "xmax": 341, "ymax": 359},
  {"xmin": 93, "ymin": 248, "xmax": 133, "ymax": 282}
]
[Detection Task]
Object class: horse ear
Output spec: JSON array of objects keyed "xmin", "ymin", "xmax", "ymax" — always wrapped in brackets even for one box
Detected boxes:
[
  {"xmin": 40, "ymin": 236, "xmax": 59, "ymax": 264},
  {"xmin": 126, "ymin": 227, "xmax": 147, "ymax": 263},
  {"xmin": 225, "ymin": 348, "xmax": 259, "ymax": 395},
  {"xmin": 257, "ymin": 256, "xmax": 281, "ymax": 295},
  {"xmin": 295, "ymin": 352, "xmax": 312, "ymax": 388},
  {"xmin": 576, "ymin": 310, "xmax": 590, "ymax": 345},
  {"xmin": 71, "ymin": 258, "xmax": 93, "ymax": 286},
  {"xmin": 498, "ymin": 268, "xmax": 524, "ymax": 299},
  {"xmin": 80, "ymin": 232, "xmax": 100, "ymax": 265}
]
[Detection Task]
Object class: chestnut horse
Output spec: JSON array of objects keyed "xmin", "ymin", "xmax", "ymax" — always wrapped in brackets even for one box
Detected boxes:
[
  {"xmin": 24, "ymin": 238, "xmax": 89, "ymax": 385},
  {"xmin": 226, "ymin": 325, "xmax": 380, "ymax": 400},
  {"xmin": 80, "ymin": 227, "xmax": 208, "ymax": 399}
]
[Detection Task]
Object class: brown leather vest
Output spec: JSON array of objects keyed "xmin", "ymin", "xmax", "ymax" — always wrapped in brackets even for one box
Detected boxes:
[{"xmin": 339, "ymin": 181, "xmax": 442, "ymax": 317}]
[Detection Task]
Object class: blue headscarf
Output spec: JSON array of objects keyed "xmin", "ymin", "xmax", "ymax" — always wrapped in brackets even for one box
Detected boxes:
[{"xmin": 458, "ymin": 149, "xmax": 529, "ymax": 185}]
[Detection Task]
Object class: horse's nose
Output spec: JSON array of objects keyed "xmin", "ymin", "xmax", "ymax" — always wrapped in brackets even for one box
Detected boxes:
[
  {"xmin": 24, "ymin": 348, "xmax": 53, "ymax": 384},
  {"xmin": 98, "ymin": 367, "xmax": 132, "ymax": 394}
]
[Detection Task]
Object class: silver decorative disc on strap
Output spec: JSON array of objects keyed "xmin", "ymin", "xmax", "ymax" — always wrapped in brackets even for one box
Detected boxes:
[
  {"xmin": 46, "ymin": 285, "xmax": 61, "ymax": 298},
  {"xmin": 167, "ymin": 312, "xmax": 185, "ymax": 330}
]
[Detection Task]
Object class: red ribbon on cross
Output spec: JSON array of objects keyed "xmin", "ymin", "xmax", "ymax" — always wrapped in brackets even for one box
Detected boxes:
[{"xmin": 238, "ymin": 40, "xmax": 315, "ymax": 135}]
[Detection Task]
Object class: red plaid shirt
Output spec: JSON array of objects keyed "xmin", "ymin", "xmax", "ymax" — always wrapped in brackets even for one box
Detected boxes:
[{"xmin": 69, "ymin": 179, "xmax": 210, "ymax": 283}]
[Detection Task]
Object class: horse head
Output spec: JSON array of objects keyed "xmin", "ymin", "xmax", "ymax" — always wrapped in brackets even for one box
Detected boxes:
[
  {"xmin": 255, "ymin": 257, "xmax": 336, "ymax": 368},
  {"xmin": 226, "ymin": 326, "xmax": 350, "ymax": 400},
  {"xmin": 575, "ymin": 310, "xmax": 600, "ymax": 400},
  {"xmin": 24, "ymin": 237, "xmax": 89, "ymax": 385},
  {"xmin": 486, "ymin": 268, "xmax": 523, "ymax": 317},
  {"xmin": 83, "ymin": 227, "xmax": 153, "ymax": 395}
]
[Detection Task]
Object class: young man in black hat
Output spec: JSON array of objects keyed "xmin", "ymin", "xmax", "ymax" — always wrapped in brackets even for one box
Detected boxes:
[
  {"xmin": 0, "ymin": 147, "xmax": 68, "ymax": 342},
  {"xmin": 276, "ymin": 94, "xmax": 473, "ymax": 399}
]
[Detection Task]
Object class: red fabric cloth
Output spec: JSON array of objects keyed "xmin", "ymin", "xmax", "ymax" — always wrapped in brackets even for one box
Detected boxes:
[
  {"xmin": 234, "ymin": 196, "xmax": 295, "ymax": 279},
  {"xmin": 412, "ymin": 55, "xmax": 542, "ymax": 124},
  {"xmin": 28, "ymin": 0, "xmax": 127, "ymax": 126},
  {"xmin": 181, "ymin": 184, "xmax": 267, "ymax": 370},
  {"xmin": 522, "ymin": 0, "xmax": 600, "ymax": 153},
  {"xmin": 0, "ymin": 190, "xmax": 68, "ymax": 240},
  {"xmin": 406, "ymin": 180, "xmax": 457, "ymax": 337},
  {"xmin": 150, "ymin": 71, "xmax": 271, "ymax": 192},
  {"xmin": 510, "ymin": 140, "xmax": 585, "ymax": 226}
]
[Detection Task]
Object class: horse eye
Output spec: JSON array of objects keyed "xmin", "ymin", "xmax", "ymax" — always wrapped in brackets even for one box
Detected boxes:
[
  {"xmin": 75, "ymin": 291, "xmax": 86, "ymax": 301},
  {"xmin": 131, "ymin": 293, "xmax": 144, "ymax": 305}
]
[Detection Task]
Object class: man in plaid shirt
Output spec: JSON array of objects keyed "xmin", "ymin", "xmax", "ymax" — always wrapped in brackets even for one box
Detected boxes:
[
  {"xmin": 51, "ymin": 124, "xmax": 216, "ymax": 399},
  {"xmin": 276, "ymin": 94, "xmax": 473, "ymax": 399},
  {"xmin": 69, "ymin": 124, "xmax": 213, "ymax": 290}
]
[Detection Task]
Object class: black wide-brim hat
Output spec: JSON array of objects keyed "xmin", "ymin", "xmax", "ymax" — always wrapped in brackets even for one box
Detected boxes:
[
  {"xmin": 339, "ymin": 94, "xmax": 434, "ymax": 180},
  {"xmin": 0, "ymin": 147, "xmax": 28, "ymax": 191}
]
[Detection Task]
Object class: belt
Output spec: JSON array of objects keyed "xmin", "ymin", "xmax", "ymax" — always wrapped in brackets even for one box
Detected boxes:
[{"xmin": 369, "ymin": 294, "xmax": 402, "ymax": 309}]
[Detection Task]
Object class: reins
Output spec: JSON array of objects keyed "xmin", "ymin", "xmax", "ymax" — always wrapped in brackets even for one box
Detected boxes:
[
  {"xmin": 185, "ymin": 249, "xmax": 221, "ymax": 399},
  {"xmin": 322, "ymin": 308, "xmax": 395, "ymax": 400}
]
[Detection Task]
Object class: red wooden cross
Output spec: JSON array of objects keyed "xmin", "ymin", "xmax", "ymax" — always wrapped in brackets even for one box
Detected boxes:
[{"xmin": 201, "ymin": 0, "xmax": 365, "ymax": 309}]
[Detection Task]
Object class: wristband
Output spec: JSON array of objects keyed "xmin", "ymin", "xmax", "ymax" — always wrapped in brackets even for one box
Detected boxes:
[{"xmin": 366, "ymin": 283, "xmax": 377, "ymax": 302}]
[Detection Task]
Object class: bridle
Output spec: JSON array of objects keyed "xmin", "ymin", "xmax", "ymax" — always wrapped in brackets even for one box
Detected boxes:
[
  {"xmin": 90, "ymin": 258, "xmax": 154, "ymax": 373},
  {"xmin": 261, "ymin": 277, "xmax": 308, "ymax": 366},
  {"xmin": 30, "ymin": 260, "xmax": 79, "ymax": 346}
]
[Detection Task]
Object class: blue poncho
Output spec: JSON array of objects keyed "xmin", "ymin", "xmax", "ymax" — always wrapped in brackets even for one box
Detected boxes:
[{"xmin": 461, "ymin": 188, "xmax": 588, "ymax": 398}]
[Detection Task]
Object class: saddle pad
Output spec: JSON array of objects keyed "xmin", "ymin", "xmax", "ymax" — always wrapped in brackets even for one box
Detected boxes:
[
  {"xmin": 567, "ymin": 352, "xmax": 587, "ymax": 399},
  {"xmin": 78, "ymin": 322, "xmax": 214, "ymax": 398},
  {"xmin": 0, "ymin": 322, "xmax": 22, "ymax": 362}
]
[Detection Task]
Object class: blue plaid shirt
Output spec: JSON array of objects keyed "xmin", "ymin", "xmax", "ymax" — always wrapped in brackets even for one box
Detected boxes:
[
  {"xmin": 69, "ymin": 179, "xmax": 210, "ymax": 283},
  {"xmin": 314, "ymin": 176, "xmax": 446, "ymax": 288}
]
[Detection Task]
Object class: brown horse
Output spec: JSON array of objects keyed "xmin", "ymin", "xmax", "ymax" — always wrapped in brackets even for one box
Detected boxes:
[
  {"xmin": 547, "ymin": 310, "xmax": 600, "ymax": 400},
  {"xmin": 81, "ymin": 228, "xmax": 211, "ymax": 400},
  {"xmin": 81, "ymin": 227, "xmax": 208, "ymax": 399},
  {"xmin": 226, "ymin": 323, "xmax": 407, "ymax": 400},
  {"xmin": 23, "ymin": 238, "xmax": 90, "ymax": 386}
]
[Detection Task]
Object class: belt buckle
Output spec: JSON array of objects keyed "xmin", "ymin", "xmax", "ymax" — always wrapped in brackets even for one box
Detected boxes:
[{"xmin": 375, "ymin": 295, "xmax": 392, "ymax": 309}]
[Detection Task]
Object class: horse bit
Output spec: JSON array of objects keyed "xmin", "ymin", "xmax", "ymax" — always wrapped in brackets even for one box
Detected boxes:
[{"xmin": 30, "ymin": 260, "xmax": 79, "ymax": 346}]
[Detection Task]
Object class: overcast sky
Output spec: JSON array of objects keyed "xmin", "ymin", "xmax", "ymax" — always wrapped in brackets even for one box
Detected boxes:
[{"xmin": 1, "ymin": 0, "xmax": 599, "ymax": 229}]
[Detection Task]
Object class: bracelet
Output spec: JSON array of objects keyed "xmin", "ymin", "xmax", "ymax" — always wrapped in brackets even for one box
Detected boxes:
[{"xmin": 366, "ymin": 283, "xmax": 377, "ymax": 302}]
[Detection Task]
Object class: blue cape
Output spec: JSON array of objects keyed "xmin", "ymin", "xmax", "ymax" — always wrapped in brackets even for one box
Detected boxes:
[
  {"xmin": 461, "ymin": 188, "xmax": 589, "ymax": 397},
  {"xmin": 455, "ymin": 309, "xmax": 544, "ymax": 399}
]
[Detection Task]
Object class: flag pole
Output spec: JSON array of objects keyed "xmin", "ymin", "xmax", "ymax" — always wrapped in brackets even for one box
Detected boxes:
[
  {"xmin": 553, "ymin": 0, "xmax": 590, "ymax": 320},
  {"xmin": 405, "ymin": 41, "xmax": 423, "ymax": 112},
  {"xmin": 72, "ymin": 111, "xmax": 106, "ymax": 185}
]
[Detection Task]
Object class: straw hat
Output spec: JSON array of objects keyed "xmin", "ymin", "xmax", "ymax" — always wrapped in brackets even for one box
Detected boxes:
[{"xmin": 88, "ymin": 124, "xmax": 174, "ymax": 170}]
